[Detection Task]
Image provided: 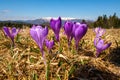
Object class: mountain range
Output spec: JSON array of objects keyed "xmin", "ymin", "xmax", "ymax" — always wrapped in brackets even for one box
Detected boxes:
[{"xmin": 0, "ymin": 17, "xmax": 94, "ymax": 25}]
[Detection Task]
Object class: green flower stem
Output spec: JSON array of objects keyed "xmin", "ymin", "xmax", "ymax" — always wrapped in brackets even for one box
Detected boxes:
[{"xmin": 45, "ymin": 60, "xmax": 50, "ymax": 80}]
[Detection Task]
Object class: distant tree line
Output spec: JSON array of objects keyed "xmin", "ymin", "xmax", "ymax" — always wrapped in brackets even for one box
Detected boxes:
[
  {"xmin": 0, "ymin": 21, "xmax": 32, "ymax": 28},
  {"xmin": 93, "ymin": 13, "xmax": 120, "ymax": 28}
]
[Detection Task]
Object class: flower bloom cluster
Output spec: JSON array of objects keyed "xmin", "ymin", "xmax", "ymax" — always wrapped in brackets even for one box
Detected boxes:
[
  {"xmin": 30, "ymin": 17, "xmax": 88, "ymax": 57},
  {"xmin": 64, "ymin": 21, "xmax": 88, "ymax": 49},
  {"xmin": 3, "ymin": 17, "xmax": 112, "ymax": 58}
]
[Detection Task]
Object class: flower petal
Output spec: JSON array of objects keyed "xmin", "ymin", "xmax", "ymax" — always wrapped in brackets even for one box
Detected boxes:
[
  {"xmin": 45, "ymin": 39, "xmax": 49, "ymax": 48},
  {"xmin": 94, "ymin": 27, "xmax": 100, "ymax": 34},
  {"xmin": 98, "ymin": 28, "xmax": 105, "ymax": 37},
  {"xmin": 50, "ymin": 17, "xmax": 61, "ymax": 41},
  {"xmin": 30, "ymin": 25, "xmax": 48, "ymax": 50},
  {"xmin": 30, "ymin": 26, "xmax": 39, "ymax": 46},
  {"xmin": 3, "ymin": 26, "xmax": 11, "ymax": 37},
  {"xmin": 74, "ymin": 23, "xmax": 87, "ymax": 41},
  {"xmin": 74, "ymin": 26, "xmax": 84, "ymax": 41},
  {"xmin": 71, "ymin": 22, "xmax": 79, "ymax": 38},
  {"xmin": 45, "ymin": 39, "xmax": 54, "ymax": 50},
  {"xmin": 94, "ymin": 37, "xmax": 101, "ymax": 47},
  {"xmin": 102, "ymin": 42, "xmax": 111, "ymax": 50},
  {"xmin": 94, "ymin": 27, "xmax": 105, "ymax": 37},
  {"xmin": 43, "ymin": 27, "xmax": 48, "ymax": 37},
  {"xmin": 96, "ymin": 39, "xmax": 104, "ymax": 50},
  {"xmin": 50, "ymin": 19, "xmax": 56, "ymax": 32},
  {"xmin": 12, "ymin": 27, "xmax": 17, "ymax": 36},
  {"xmin": 64, "ymin": 21, "xmax": 73, "ymax": 39}
]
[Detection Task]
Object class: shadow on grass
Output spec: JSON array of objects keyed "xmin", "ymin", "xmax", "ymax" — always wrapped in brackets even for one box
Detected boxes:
[
  {"xmin": 68, "ymin": 64, "xmax": 119, "ymax": 80},
  {"xmin": 103, "ymin": 46, "xmax": 120, "ymax": 67},
  {"xmin": 77, "ymin": 48, "xmax": 94, "ymax": 57},
  {"xmin": 68, "ymin": 47, "xmax": 120, "ymax": 80}
]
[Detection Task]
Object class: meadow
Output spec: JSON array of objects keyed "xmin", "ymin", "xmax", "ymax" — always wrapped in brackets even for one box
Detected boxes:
[{"xmin": 0, "ymin": 26, "xmax": 120, "ymax": 80}]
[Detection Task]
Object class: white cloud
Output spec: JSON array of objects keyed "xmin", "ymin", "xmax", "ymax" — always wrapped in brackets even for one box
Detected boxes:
[
  {"xmin": 0, "ymin": 10, "xmax": 10, "ymax": 14},
  {"xmin": 0, "ymin": 16, "xmax": 37, "ymax": 21}
]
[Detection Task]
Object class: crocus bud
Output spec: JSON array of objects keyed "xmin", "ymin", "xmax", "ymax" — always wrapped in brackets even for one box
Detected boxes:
[
  {"xmin": 45, "ymin": 39, "xmax": 54, "ymax": 50},
  {"xmin": 72, "ymin": 22, "xmax": 88, "ymax": 50},
  {"xmin": 64, "ymin": 21, "xmax": 73, "ymax": 46},
  {"xmin": 50, "ymin": 17, "xmax": 62, "ymax": 42}
]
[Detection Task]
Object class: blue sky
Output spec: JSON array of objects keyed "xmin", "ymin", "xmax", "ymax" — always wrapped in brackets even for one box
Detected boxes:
[{"xmin": 0, "ymin": 0, "xmax": 120, "ymax": 20}]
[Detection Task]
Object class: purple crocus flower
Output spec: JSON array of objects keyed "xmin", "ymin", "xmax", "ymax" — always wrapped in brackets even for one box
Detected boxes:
[
  {"xmin": 94, "ymin": 27, "xmax": 111, "ymax": 57},
  {"xmin": 3, "ymin": 26, "xmax": 20, "ymax": 46},
  {"xmin": 94, "ymin": 27, "xmax": 105, "ymax": 37},
  {"xmin": 72, "ymin": 22, "xmax": 88, "ymax": 50},
  {"xmin": 30, "ymin": 25, "xmax": 48, "ymax": 56},
  {"xmin": 50, "ymin": 17, "xmax": 62, "ymax": 42},
  {"xmin": 94, "ymin": 37, "xmax": 111, "ymax": 57},
  {"xmin": 45, "ymin": 39, "xmax": 54, "ymax": 50},
  {"xmin": 64, "ymin": 21, "xmax": 73, "ymax": 46}
]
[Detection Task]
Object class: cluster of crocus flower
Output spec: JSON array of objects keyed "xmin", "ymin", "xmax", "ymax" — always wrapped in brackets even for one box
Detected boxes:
[
  {"xmin": 94, "ymin": 27, "xmax": 111, "ymax": 57},
  {"xmin": 64, "ymin": 21, "xmax": 88, "ymax": 50},
  {"xmin": 2, "ymin": 18, "xmax": 113, "ymax": 80},
  {"xmin": 50, "ymin": 17, "xmax": 88, "ymax": 50},
  {"xmin": 29, "ymin": 17, "xmax": 88, "ymax": 62},
  {"xmin": 3, "ymin": 26, "xmax": 20, "ymax": 47},
  {"xmin": 2, "ymin": 17, "xmax": 112, "ymax": 59}
]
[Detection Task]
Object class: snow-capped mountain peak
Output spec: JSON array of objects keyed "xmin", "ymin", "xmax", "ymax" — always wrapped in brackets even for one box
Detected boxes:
[{"xmin": 41, "ymin": 17, "xmax": 76, "ymax": 21}]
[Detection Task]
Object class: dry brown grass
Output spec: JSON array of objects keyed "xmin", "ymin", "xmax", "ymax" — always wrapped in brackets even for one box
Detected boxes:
[{"xmin": 0, "ymin": 27, "xmax": 120, "ymax": 80}]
